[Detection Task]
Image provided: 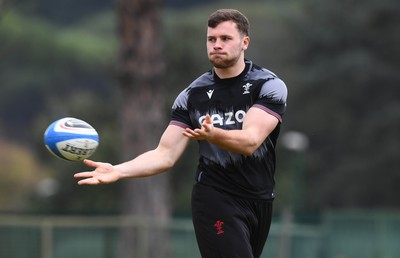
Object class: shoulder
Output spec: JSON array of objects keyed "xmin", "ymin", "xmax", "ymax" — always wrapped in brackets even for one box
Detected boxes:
[
  {"xmin": 246, "ymin": 61, "xmax": 287, "ymax": 102},
  {"xmin": 245, "ymin": 60, "xmax": 278, "ymax": 81},
  {"xmin": 172, "ymin": 71, "xmax": 214, "ymax": 109},
  {"xmin": 180, "ymin": 70, "xmax": 214, "ymax": 95},
  {"xmin": 188, "ymin": 70, "xmax": 214, "ymax": 89},
  {"xmin": 260, "ymin": 78, "xmax": 288, "ymax": 102}
]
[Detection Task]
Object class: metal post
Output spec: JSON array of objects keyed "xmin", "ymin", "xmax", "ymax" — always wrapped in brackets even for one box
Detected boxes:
[
  {"xmin": 41, "ymin": 221, "xmax": 53, "ymax": 258},
  {"xmin": 278, "ymin": 207, "xmax": 293, "ymax": 258}
]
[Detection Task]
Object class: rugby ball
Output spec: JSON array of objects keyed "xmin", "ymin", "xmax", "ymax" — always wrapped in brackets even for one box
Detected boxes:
[{"xmin": 44, "ymin": 117, "xmax": 99, "ymax": 161}]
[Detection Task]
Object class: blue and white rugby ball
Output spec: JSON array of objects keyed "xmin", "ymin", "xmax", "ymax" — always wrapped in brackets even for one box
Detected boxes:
[{"xmin": 44, "ymin": 117, "xmax": 99, "ymax": 161}]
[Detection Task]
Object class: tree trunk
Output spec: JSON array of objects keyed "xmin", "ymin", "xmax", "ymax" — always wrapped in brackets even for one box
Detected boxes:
[{"xmin": 115, "ymin": 0, "xmax": 169, "ymax": 257}]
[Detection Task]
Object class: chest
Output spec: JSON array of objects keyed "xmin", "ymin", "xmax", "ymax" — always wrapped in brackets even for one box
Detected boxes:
[
  {"xmin": 187, "ymin": 80, "xmax": 264, "ymax": 128},
  {"xmin": 188, "ymin": 80, "xmax": 263, "ymax": 111}
]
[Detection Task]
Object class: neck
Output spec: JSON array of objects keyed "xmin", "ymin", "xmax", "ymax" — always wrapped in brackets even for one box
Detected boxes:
[{"xmin": 214, "ymin": 59, "xmax": 246, "ymax": 79}]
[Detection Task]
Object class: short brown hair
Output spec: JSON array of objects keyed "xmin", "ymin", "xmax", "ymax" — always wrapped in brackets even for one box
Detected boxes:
[{"xmin": 208, "ymin": 9, "xmax": 249, "ymax": 36}]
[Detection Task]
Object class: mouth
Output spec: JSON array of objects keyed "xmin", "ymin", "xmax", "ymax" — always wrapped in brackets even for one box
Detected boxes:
[
  {"xmin": 210, "ymin": 52, "xmax": 225, "ymax": 56},
  {"xmin": 210, "ymin": 53, "xmax": 226, "ymax": 61}
]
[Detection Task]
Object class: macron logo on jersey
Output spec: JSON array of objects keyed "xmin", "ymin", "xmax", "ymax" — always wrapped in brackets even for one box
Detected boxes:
[{"xmin": 207, "ymin": 89, "xmax": 214, "ymax": 99}]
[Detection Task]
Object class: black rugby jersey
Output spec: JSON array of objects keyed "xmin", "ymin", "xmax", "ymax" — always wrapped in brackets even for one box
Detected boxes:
[{"xmin": 170, "ymin": 60, "xmax": 287, "ymax": 200}]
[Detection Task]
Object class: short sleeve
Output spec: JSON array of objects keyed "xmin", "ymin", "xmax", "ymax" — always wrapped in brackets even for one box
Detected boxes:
[
  {"xmin": 169, "ymin": 88, "xmax": 193, "ymax": 129},
  {"xmin": 253, "ymin": 78, "xmax": 287, "ymax": 122}
]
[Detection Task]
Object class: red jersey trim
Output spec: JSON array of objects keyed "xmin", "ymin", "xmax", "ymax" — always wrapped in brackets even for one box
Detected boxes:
[
  {"xmin": 169, "ymin": 120, "xmax": 189, "ymax": 129},
  {"xmin": 253, "ymin": 104, "xmax": 282, "ymax": 122}
]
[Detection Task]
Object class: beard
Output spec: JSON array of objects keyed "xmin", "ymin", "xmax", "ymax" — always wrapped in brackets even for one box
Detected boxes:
[{"xmin": 209, "ymin": 52, "xmax": 241, "ymax": 69}]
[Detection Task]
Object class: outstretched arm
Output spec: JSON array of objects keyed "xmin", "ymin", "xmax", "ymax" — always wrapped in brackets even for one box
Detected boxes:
[
  {"xmin": 183, "ymin": 107, "xmax": 278, "ymax": 156},
  {"xmin": 74, "ymin": 124, "xmax": 189, "ymax": 185}
]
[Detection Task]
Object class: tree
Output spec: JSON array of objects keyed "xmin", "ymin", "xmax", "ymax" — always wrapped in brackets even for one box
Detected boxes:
[
  {"xmin": 114, "ymin": 0, "xmax": 170, "ymax": 257},
  {"xmin": 285, "ymin": 0, "xmax": 400, "ymax": 209}
]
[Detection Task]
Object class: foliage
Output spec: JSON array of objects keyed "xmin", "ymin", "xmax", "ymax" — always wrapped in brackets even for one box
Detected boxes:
[
  {"xmin": 0, "ymin": 10, "xmax": 121, "ymax": 214},
  {"xmin": 0, "ymin": 10, "xmax": 117, "ymax": 139},
  {"xmin": 0, "ymin": 140, "xmax": 44, "ymax": 211},
  {"xmin": 284, "ymin": 0, "xmax": 400, "ymax": 209},
  {"xmin": 8, "ymin": 0, "xmax": 112, "ymax": 25}
]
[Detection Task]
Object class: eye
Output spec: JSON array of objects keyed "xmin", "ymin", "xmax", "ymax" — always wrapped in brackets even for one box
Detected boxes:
[
  {"xmin": 221, "ymin": 36, "xmax": 232, "ymax": 41},
  {"xmin": 207, "ymin": 37, "xmax": 216, "ymax": 43}
]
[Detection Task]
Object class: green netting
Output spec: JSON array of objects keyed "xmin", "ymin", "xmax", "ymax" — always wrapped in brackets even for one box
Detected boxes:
[
  {"xmin": 0, "ymin": 226, "xmax": 41, "ymax": 258},
  {"xmin": 0, "ymin": 211, "xmax": 399, "ymax": 258},
  {"xmin": 322, "ymin": 211, "xmax": 400, "ymax": 258}
]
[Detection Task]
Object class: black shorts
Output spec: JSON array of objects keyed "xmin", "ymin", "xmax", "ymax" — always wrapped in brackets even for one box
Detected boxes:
[{"xmin": 191, "ymin": 183, "xmax": 273, "ymax": 258}]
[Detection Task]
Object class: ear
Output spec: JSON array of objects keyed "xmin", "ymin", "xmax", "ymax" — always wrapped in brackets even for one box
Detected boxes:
[{"xmin": 242, "ymin": 36, "xmax": 250, "ymax": 50}]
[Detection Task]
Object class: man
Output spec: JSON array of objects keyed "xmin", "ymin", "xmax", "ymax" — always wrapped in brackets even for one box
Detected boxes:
[{"xmin": 75, "ymin": 9, "xmax": 287, "ymax": 258}]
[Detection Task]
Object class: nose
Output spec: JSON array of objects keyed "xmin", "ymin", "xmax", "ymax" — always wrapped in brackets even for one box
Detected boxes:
[{"xmin": 213, "ymin": 39, "xmax": 222, "ymax": 49}]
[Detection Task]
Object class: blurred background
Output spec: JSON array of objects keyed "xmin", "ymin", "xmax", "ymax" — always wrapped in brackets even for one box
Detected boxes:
[{"xmin": 0, "ymin": 0, "xmax": 399, "ymax": 257}]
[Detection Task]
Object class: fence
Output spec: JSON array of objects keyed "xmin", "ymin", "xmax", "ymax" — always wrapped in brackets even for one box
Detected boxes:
[{"xmin": 0, "ymin": 210, "xmax": 399, "ymax": 258}]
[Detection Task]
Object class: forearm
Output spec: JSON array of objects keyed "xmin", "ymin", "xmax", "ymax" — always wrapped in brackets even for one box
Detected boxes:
[
  {"xmin": 74, "ymin": 125, "xmax": 188, "ymax": 185},
  {"xmin": 183, "ymin": 109, "xmax": 279, "ymax": 156},
  {"xmin": 115, "ymin": 148, "xmax": 174, "ymax": 179},
  {"xmin": 208, "ymin": 127, "xmax": 261, "ymax": 156}
]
